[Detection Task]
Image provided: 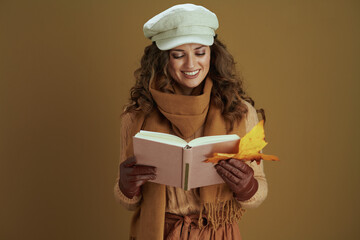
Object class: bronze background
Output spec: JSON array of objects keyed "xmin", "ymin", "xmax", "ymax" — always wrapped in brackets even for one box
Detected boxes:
[{"xmin": 1, "ymin": 0, "xmax": 359, "ymax": 239}]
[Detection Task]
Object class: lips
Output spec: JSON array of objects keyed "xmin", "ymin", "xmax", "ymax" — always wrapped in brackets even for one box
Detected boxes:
[{"xmin": 182, "ymin": 70, "xmax": 200, "ymax": 79}]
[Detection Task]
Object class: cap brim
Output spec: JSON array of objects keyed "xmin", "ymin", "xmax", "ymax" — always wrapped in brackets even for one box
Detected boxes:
[{"xmin": 156, "ymin": 35, "xmax": 214, "ymax": 50}]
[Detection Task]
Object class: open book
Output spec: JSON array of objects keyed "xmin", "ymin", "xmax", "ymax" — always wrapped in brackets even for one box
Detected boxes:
[{"xmin": 133, "ymin": 130, "xmax": 240, "ymax": 190}]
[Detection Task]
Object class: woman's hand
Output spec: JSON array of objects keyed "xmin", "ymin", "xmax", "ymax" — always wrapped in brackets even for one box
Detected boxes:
[
  {"xmin": 119, "ymin": 156, "xmax": 157, "ymax": 199},
  {"xmin": 215, "ymin": 159, "xmax": 258, "ymax": 201}
]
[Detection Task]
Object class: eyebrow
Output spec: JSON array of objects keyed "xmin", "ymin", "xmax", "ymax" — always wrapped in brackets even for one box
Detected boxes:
[{"xmin": 170, "ymin": 46, "xmax": 205, "ymax": 52}]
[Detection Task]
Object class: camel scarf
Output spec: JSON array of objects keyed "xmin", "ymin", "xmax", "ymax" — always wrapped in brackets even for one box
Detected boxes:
[{"xmin": 126, "ymin": 77, "xmax": 247, "ymax": 240}]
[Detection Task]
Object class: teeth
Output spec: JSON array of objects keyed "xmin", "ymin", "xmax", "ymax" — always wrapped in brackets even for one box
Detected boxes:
[{"xmin": 183, "ymin": 70, "xmax": 199, "ymax": 76}]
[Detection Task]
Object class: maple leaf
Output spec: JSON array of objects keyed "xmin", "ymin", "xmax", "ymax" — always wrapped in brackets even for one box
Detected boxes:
[{"xmin": 205, "ymin": 120, "xmax": 279, "ymax": 165}]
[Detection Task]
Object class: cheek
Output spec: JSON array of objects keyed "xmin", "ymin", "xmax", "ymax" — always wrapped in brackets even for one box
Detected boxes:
[
  {"xmin": 167, "ymin": 64, "xmax": 175, "ymax": 79},
  {"xmin": 201, "ymin": 56, "xmax": 211, "ymax": 73},
  {"xmin": 168, "ymin": 61, "xmax": 180, "ymax": 80},
  {"xmin": 168, "ymin": 60, "xmax": 180, "ymax": 77}
]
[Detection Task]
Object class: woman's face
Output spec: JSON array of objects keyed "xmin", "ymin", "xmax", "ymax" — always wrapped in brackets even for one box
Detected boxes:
[{"xmin": 168, "ymin": 43, "xmax": 211, "ymax": 95}]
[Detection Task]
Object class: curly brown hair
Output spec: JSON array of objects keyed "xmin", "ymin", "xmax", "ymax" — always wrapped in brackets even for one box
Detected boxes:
[{"xmin": 123, "ymin": 37, "xmax": 265, "ymax": 131}]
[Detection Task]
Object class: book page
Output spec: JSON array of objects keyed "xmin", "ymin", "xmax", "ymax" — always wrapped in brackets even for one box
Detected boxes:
[
  {"xmin": 133, "ymin": 137, "xmax": 184, "ymax": 188},
  {"xmin": 188, "ymin": 134, "xmax": 239, "ymax": 147},
  {"xmin": 135, "ymin": 130, "xmax": 187, "ymax": 147},
  {"xmin": 187, "ymin": 138, "xmax": 240, "ymax": 189}
]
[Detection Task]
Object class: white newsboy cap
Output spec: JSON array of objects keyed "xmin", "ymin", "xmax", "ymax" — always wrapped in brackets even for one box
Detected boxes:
[{"xmin": 143, "ymin": 4, "xmax": 219, "ymax": 50}]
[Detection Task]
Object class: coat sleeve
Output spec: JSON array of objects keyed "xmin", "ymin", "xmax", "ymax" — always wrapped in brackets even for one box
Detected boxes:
[
  {"xmin": 113, "ymin": 112, "xmax": 142, "ymax": 211},
  {"xmin": 237, "ymin": 101, "xmax": 268, "ymax": 209}
]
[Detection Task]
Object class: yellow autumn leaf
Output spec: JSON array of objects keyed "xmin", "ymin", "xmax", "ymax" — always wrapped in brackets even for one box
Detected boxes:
[{"xmin": 205, "ymin": 120, "xmax": 279, "ymax": 165}]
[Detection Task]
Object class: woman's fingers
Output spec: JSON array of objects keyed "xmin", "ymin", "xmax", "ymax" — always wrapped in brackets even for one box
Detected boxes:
[
  {"xmin": 128, "ymin": 173, "xmax": 156, "ymax": 182},
  {"xmin": 128, "ymin": 165, "xmax": 157, "ymax": 176},
  {"xmin": 214, "ymin": 159, "xmax": 258, "ymax": 201},
  {"xmin": 217, "ymin": 160, "xmax": 245, "ymax": 180},
  {"xmin": 215, "ymin": 159, "xmax": 255, "ymax": 195},
  {"xmin": 215, "ymin": 164, "xmax": 239, "ymax": 190},
  {"xmin": 119, "ymin": 157, "xmax": 157, "ymax": 199},
  {"xmin": 227, "ymin": 159, "xmax": 254, "ymax": 175},
  {"xmin": 126, "ymin": 165, "xmax": 157, "ymax": 183},
  {"xmin": 215, "ymin": 163, "xmax": 240, "ymax": 185},
  {"xmin": 122, "ymin": 156, "xmax": 137, "ymax": 167}
]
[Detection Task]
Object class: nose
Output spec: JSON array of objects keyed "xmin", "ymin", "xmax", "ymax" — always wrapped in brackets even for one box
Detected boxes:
[{"xmin": 185, "ymin": 54, "xmax": 195, "ymax": 69}]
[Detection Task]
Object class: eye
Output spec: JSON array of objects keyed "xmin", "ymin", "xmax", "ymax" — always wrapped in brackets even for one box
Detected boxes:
[
  {"xmin": 172, "ymin": 54, "xmax": 184, "ymax": 59},
  {"xmin": 195, "ymin": 52, "xmax": 206, "ymax": 56}
]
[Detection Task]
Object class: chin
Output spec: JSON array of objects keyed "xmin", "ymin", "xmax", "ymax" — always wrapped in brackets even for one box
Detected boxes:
[{"xmin": 184, "ymin": 81, "xmax": 202, "ymax": 89}]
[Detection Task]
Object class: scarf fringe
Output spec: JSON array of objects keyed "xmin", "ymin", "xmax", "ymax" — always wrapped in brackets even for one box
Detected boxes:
[{"xmin": 198, "ymin": 199, "xmax": 246, "ymax": 230}]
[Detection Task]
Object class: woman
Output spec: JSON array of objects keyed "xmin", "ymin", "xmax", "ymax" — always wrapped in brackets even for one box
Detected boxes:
[{"xmin": 114, "ymin": 4, "xmax": 268, "ymax": 240}]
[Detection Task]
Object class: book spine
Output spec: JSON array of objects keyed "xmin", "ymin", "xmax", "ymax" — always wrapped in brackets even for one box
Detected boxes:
[{"xmin": 182, "ymin": 145, "xmax": 192, "ymax": 190}]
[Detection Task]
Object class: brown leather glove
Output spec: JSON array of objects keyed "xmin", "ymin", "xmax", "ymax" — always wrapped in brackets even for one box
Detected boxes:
[
  {"xmin": 119, "ymin": 156, "xmax": 157, "ymax": 199},
  {"xmin": 215, "ymin": 158, "xmax": 258, "ymax": 201}
]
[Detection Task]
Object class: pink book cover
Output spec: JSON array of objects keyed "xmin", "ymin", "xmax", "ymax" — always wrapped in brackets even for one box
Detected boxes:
[
  {"xmin": 187, "ymin": 139, "xmax": 240, "ymax": 189},
  {"xmin": 133, "ymin": 137, "xmax": 184, "ymax": 188}
]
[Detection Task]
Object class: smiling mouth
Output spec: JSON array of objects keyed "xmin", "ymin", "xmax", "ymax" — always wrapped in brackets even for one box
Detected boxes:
[{"xmin": 182, "ymin": 70, "xmax": 200, "ymax": 76}]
